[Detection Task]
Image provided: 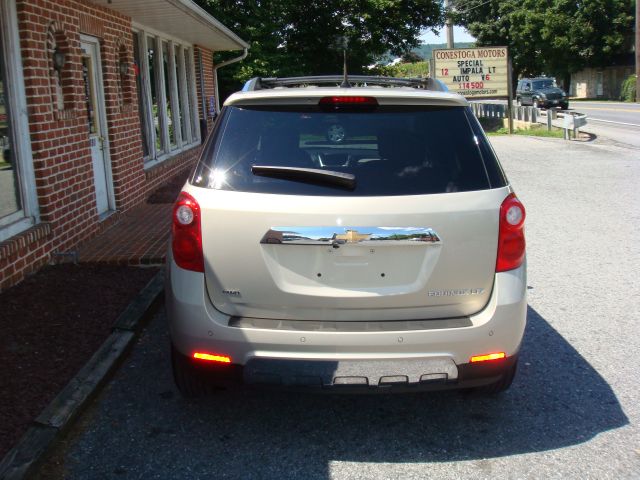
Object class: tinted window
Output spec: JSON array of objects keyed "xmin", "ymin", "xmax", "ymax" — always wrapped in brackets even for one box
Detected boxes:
[
  {"xmin": 532, "ymin": 79, "xmax": 555, "ymax": 89},
  {"xmin": 465, "ymin": 108, "xmax": 507, "ymax": 188},
  {"xmin": 193, "ymin": 105, "xmax": 496, "ymax": 196}
]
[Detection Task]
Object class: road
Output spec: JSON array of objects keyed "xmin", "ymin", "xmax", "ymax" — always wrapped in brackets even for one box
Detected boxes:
[
  {"xmin": 568, "ymin": 101, "xmax": 640, "ymax": 126},
  {"xmin": 478, "ymin": 99, "xmax": 640, "ymax": 149},
  {"xmin": 566, "ymin": 102, "xmax": 640, "ymax": 150},
  {"xmin": 35, "ymin": 136, "xmax": 640, "ymax": 479}
]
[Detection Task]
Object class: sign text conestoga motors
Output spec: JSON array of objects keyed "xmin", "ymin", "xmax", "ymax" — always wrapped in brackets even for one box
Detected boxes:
[{"xmin": 433, "ymin": 47, "xmax": 509, "ymax": 98}]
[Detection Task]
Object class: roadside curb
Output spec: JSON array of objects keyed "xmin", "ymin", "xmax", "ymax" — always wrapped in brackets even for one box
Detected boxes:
[{"xmin": 0, "ymin": 269, "xmax": 165, "ymax": 480}]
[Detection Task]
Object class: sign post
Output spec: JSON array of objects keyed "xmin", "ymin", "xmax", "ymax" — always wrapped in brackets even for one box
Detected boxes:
[
  {"xmin": 432, "ymin": 46, "xmax": 512, "ymax": 132},
  {"xmin": 507, "ymin": 56, "xmax": 514, "ymax": 134}
]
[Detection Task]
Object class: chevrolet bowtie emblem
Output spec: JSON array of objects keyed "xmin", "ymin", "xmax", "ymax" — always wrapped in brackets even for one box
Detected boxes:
[{"xmin": 332, "ymin": 230, "xmax": 371, "ymax": 243}]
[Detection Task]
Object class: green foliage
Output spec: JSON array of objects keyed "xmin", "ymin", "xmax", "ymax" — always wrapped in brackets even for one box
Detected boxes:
[
  {"xmin": 378, "ymin": 61, "xmax": 430, "ymax": 78},
  {"xmin": 454, "ymin": 0, "xmax": 634, "ymax": 81},
  {"xmin": 196, "ymin": 0, "xmax": 444, "ymax": 100},
  {"xmin": 620, "ymin": 74, "xmax": 637, "ymax": 102},
  {"xmin": 485, "ymin": 124, "xmax": 565, "ymax": 138},
  {"xmin": 401, "ymin": 51, "xmax": 424, "ymax": 63}
]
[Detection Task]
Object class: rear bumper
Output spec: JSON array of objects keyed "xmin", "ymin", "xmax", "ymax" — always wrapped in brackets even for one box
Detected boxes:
[
  {"xmin": 166, "ymin": 255, "xmax": 527, "ymax": 390},
  {"xmin": 175, "ymin": 348, "xmax": 519, "ymax": 392},
  {"xmin": 539, "ymin": 98, "xmax": 567, "ymax": 107}
]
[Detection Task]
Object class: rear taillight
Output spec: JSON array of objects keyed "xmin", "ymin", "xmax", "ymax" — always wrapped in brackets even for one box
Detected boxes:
[
  {"xmin": 496, "ymin": 193, "xmax": 526, "ymax": 272},
  {"xmin": 171, "ymin": 192, "xmax": 203, "ymax": 272}
]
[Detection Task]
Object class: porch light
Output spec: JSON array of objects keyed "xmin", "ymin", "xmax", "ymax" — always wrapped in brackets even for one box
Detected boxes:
[
  {"xmin": 119, "ymin": 60, "xmax": 129, "ymax": 77},
  {"xmin": 52, "ymin": 48, "xmax": 66, "ymax": 72}
]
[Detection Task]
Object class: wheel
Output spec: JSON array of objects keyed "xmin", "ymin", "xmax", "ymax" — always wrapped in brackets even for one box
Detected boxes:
[
  {"xmin": 560, "ymin": 103, "xmax": 569, "ymax": 110},
  {"xmin": 532, "ymin": 98, "xmax": 539, "ymax": 109},
  {"xmin": 474, "ymin": 359, "xmax": 518, "ymax": 394},
  {"xmin": 172, "ymin": 345, "xmax": 211, "ymax": 397}
]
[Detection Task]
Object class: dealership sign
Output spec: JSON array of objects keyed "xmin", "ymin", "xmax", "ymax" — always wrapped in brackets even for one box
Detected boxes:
[{"xmin": 433, "ymin": 47, "xmax": 509, "ymax": 98}]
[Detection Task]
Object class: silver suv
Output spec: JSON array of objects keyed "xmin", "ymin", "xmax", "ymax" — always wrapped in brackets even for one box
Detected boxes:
[{"xmin": 166, "ymin": 76, "xmax": 527, "ymax": 396}]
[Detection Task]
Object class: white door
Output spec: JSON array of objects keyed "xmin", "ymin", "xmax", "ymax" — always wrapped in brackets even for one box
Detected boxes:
[
  {"xmin": 596, "ymin": 71, "xmax": 604, "ymax": 97},
  {"xmin": 81, "ymin": 37, "xmax": 112, "ymax": 216}
]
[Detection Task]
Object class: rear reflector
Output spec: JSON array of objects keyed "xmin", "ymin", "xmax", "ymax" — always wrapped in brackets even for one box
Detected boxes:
[
  {"xmin": 193, "ymin": 352, "xmax": 232, "ymax": 363},
  {"xmin": 470, "ymin": 352, "xmax": 506, "ymax": 363},
  {"xmin": 319, "ymin": 96, "xmax": 378, "ymax": 105}
]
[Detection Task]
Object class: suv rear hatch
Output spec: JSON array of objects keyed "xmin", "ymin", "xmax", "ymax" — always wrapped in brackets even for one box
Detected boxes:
[{"xmin": 190, "ymin": 92, "xmax": 509, "ymax": 321}]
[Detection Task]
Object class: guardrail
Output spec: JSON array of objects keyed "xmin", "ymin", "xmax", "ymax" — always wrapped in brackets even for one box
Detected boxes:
[
  {"xmin": 469, "ymin": 103, "xmax": 540, "ymax": 123},
  {"xmin": 562, "ymin": 112, "xmax": 588, "ymax": 140},
  {"xmin": 471, "ymin": 102, "xmax": 588, "ymax": 140},
  {"xmin": 469, "ymin": 102, "xmax": 509, "ymax": 119}
]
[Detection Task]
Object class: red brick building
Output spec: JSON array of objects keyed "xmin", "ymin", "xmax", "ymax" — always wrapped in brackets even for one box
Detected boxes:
[{"xmin": 0, "ymin": 0, "xmax": 247, "ymax": 290}]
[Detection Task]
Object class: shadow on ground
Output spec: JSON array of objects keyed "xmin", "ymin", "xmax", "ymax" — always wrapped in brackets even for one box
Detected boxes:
[{"xmin": 58, "ymin": 306, "xmax": 627, "ymax": 479}]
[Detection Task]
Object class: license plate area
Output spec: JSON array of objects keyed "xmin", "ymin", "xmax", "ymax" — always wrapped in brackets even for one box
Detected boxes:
[
  {"xmin": 262, "ymin": 243, "xmax": 438, "ymax": 290},
  {"xmin": 244, "ymin": 357, "xmax": 458, "ymax": 387}
]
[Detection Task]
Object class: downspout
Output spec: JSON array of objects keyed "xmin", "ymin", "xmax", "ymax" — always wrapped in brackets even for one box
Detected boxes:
[
  {"xmin": 214, "ymin": 48, "xmax": 248, "ymax": 113},
  {"xmin": 198, "ymin": 49, "xmax": 206, "ymax": 120},
  {"xmin": 198, "ymin": 49, "xmax": 208, "ymax": 142}
]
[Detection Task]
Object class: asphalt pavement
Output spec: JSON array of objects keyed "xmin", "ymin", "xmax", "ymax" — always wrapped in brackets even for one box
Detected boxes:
[
  {"xmin": 568, "ymin": 101, "xmax": 640, "ymax": 126},
  {"xmin": 479, "ymin": 99, "xmax": 640, "ymax": 149},
  {"xmin": 35, "ymin": 136, "xmax": 640, "ymax": 479},
  {"xmin": 567, "ymin": 101, "xmax": 640, "ymax": 150}
]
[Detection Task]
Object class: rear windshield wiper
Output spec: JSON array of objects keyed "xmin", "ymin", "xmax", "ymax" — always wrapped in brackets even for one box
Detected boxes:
[{"xmin": 251, "ymin": 166, "xmax": 356, "ymax": 190}]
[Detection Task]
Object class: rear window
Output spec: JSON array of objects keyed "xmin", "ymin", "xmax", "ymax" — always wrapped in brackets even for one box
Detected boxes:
[{"xmin": 192, "ymin": 104, "xmax": 506, "ymax": 196}]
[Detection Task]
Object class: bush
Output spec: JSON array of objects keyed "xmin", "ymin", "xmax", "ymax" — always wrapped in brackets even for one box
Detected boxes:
[
  {"xmin": 374, "ymin": 61, "xmax": 429, "ymax": 79},
  {"xmin": 620, "ymin": 74, "xmax": 637, "ymax": 102}
]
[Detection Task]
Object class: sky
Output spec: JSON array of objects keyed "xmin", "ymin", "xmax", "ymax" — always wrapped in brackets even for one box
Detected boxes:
[{"xmin": 420, "ymin": 26, "xmax": 476, "ymax": 44}]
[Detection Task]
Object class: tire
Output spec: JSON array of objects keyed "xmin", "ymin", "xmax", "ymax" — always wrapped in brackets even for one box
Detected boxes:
[
  {"xmin": 473, "ymin": 359, "xmax": 518, "ymax": 394},
  {"xmin": 560, "ymin": 103, "xmax": 569, "ymax": 110},
  {"xmin": 171, "ymin": 345, "xmax": 216, "ymax": 398}
]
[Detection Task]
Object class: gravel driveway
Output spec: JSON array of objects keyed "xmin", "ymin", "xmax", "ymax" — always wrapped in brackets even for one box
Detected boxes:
[{"xmin": 37, "ymin": 136, "xmax": 640, "ymax": 479}]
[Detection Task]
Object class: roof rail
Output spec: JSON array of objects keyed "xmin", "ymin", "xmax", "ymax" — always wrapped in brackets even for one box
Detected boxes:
[{"xmin": 242, "ymin": 75, "xmax": 448, "ymax": 92}]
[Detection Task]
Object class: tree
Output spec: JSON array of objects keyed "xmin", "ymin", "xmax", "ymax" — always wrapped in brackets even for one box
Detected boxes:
[
  {"xmin": 401, "ymin": 51, "xmax": 425, "ymax": 63},
  {"xmin": 196, "ymin": 0, "xmax": 443, "ymax": 100},
  {"xmin": 453, "ymin": 0, "xmax": 634, "ymax": 86}
]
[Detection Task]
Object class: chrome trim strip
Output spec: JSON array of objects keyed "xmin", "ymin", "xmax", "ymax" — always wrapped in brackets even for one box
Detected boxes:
[
  {"xmin": 260, "ymin": 227, "xmax": 441, "ymax": 246},
  {"xmin": 230, "ymin": 316, "xmax": 470, "ymax": 332}
]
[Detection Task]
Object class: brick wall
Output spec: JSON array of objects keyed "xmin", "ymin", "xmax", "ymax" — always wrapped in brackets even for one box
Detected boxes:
[
  {"xmin": 0, "ymin": 224, "xmax": 52, "ymax": 290},
  {"xmin": 17, "ymin": 0, "xmax": 143, "ymax": 251},
  {"xmin": 194, "ymin": 45, "xmax": 215, "ymax": 133},
  {"xmin": 0, "ymin": 0, "xmax": 209, "ymax": 291}
]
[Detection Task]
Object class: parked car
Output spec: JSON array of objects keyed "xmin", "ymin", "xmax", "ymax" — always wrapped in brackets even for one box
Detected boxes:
[
  {"xmin": 166, "ymin": 75, "xmax": 527, "ymax": 397},
  {"xmin": 516, "ymin": 77, "xmax": 569, "ymax": 110}
]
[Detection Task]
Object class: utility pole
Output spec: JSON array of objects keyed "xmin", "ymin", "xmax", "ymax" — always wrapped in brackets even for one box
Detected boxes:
[
  {"xmin": 636, "ymin": 0, "xmax": 640, "ymax": 103},
  {"xmin": 445, "ymin": 0, "xmax": 454, "ymax": 48}
]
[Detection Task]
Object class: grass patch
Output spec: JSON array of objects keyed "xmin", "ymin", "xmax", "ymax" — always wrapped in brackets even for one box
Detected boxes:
[
  {"xmin": 486, "ymin": 125, "xmax": 564, "ymax": 138},
  {"xmin": 478, "ymin": 117, "xmax": 564, "ymax": 138}
]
